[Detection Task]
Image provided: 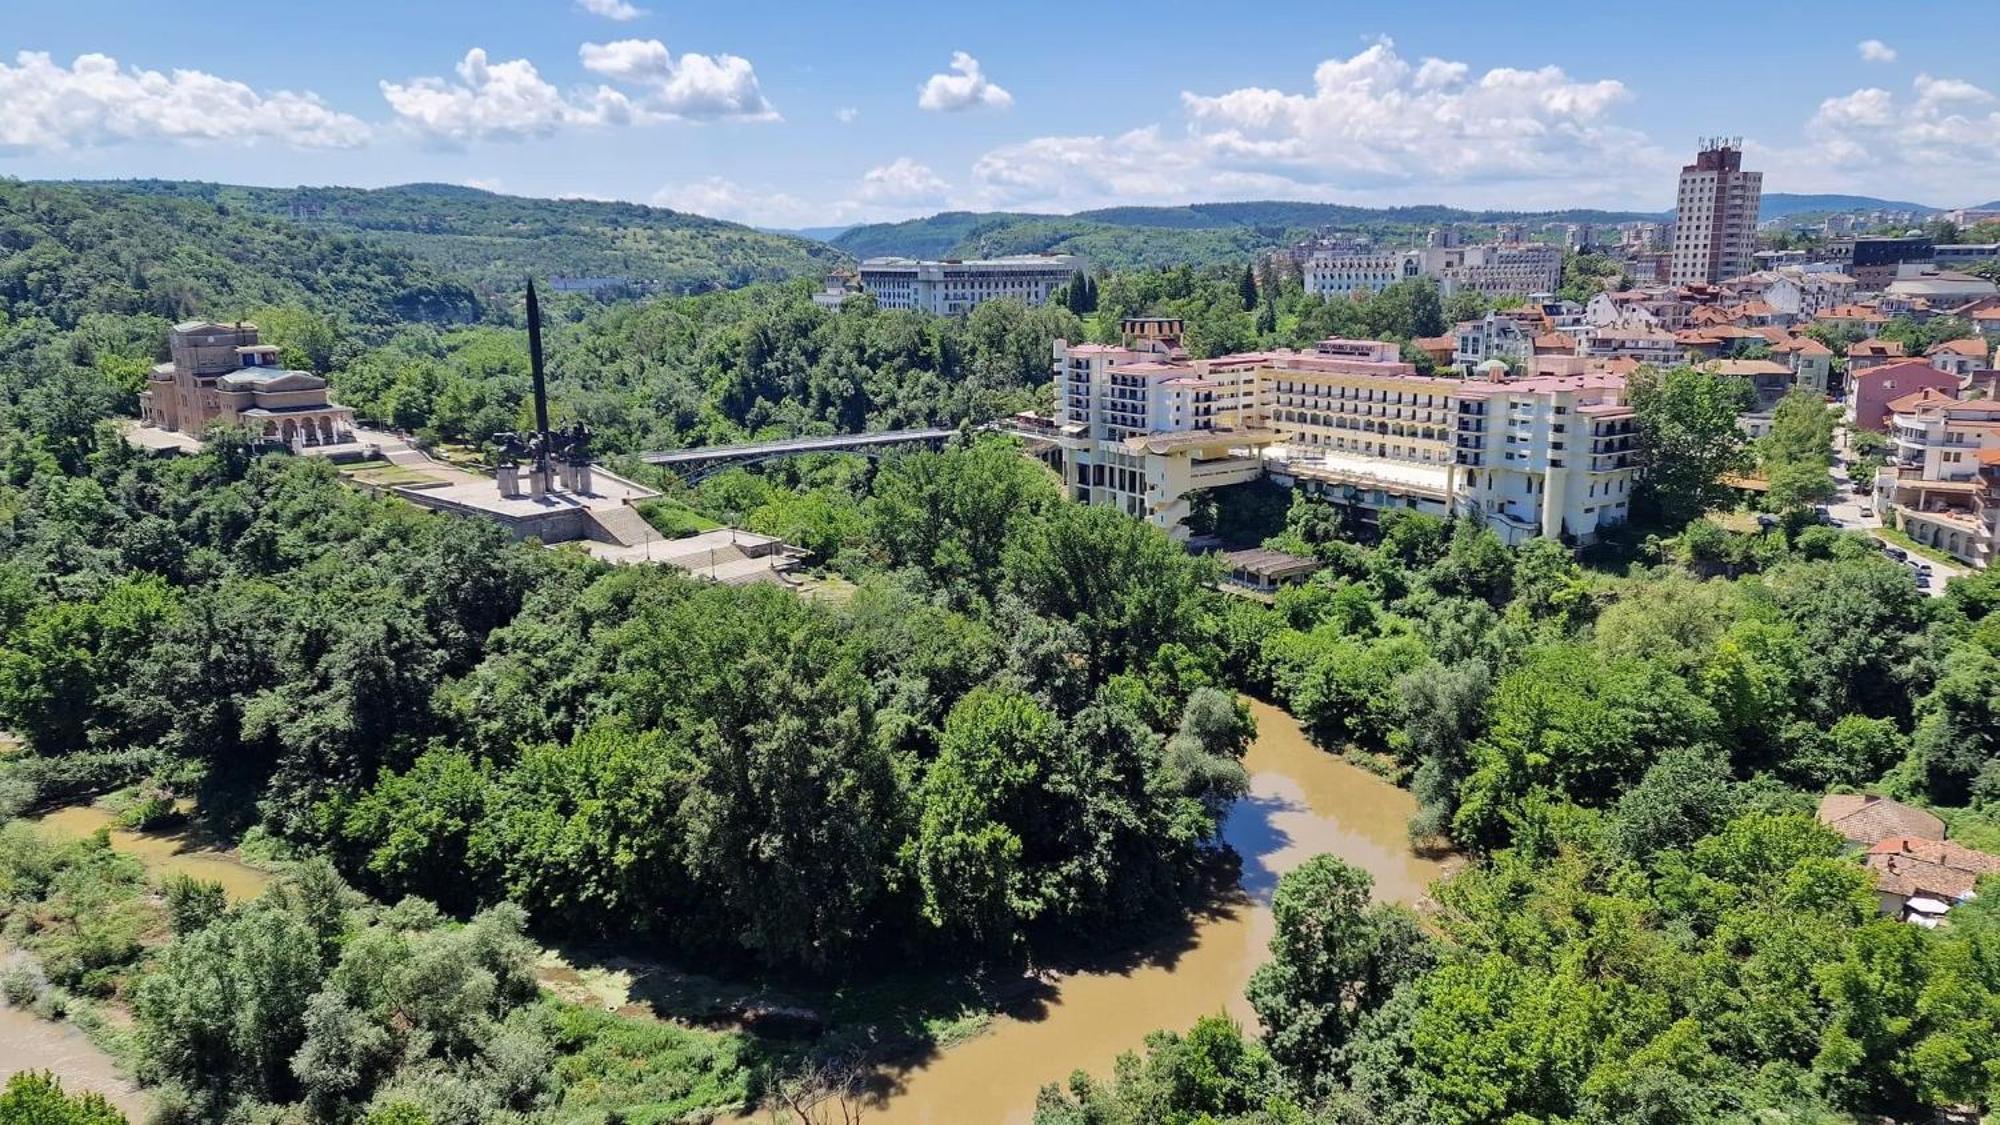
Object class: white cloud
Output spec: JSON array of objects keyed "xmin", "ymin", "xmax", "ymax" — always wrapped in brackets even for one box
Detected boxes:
[
  {"xmin": 383, "ymin": 40, "xmax": 775, "ymax": 143},
  {"xmin": 576, "ymin": 0, "xmax": 647, "ymax": 20},
  {"xmin": 381, "ymin": 48, "xmax": 636, "ymax": 143},
  {"xmin": 0, "ymin": 50, "xmax": 369, "ymax": 152},
  {"xmin": 1857, "ymin": 39, "xmax": 1898, "ymax": 63},
  {"xmin": 965, "ymin": 39, "xmax": 1662, "ymax": 211},
  {"xmin": 858, "ymin": 158, "xmax": 949, "ymax": 204},
  {"xmin": 654, "ymin": 176, "xmax": 824, "ymax": 227},
  {"xmin": 578, "ymin": 39, "xmax": 778, "ymax": 121},
  {"xmin": 1786, "ymin": 72, "xmax": 2000, "ymax": 199},
  {"xmin": 835, "ymin": 106, "xmax": 859, "ymax": 125},
  {"xmin": 918, "ymin": 51, "xmax": 1012, "ymax": 112}
]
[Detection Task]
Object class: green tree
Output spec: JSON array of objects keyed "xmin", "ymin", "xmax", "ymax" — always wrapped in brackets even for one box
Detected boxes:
[
  {"xmin": 1628, "ymin": 364, "xmax": 1755, "ymax": 530},
  {"xmin": 1247, "ymin": 856, "xmax": 1432, "ymax": 1097},
  {"xmin": 0, "ymin": 1072, "xmax": 128, "ymax": 1125},
  {"xmin": 1758, "ymin": 389, "xmax": 1838, "ymax": 517}
]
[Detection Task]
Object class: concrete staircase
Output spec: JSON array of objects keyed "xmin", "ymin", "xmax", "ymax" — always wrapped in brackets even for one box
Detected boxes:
[{"xmin": 587, "ymin": 504, "xmax": 662, "ymax": 548}]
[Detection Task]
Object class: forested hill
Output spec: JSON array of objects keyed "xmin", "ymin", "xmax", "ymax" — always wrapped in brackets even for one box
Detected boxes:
[
  {"xmin": 1757, "ymin": 192, "xmax": 1940, "ymax": 218},
  {"xmin": 65, "ymin": 179, "xmax": 847, "ymax": 296},
  {"xmin": 0, "ymin": 179, "xmax": 483, "ymax": 329},
  {"xmin": 831, "ymin": 200, "xmax": 1666, "ymax": 268}
]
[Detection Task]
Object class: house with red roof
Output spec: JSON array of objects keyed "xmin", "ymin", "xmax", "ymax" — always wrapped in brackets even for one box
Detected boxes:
[
  {"xmin": 1929, "ymin": 337, "xmax": 1994, "ymax": 378},
  {"xmin": 1847, "ymin": 338, "xmax": 1908, "ymax": 374},
  {"xmin": 1865, "ymin": 836, "xmax": 2000, "ymax": 924},
  {"xmin": 1851, "ymin": 360, "xmax": 1959, "ymax": 432}
]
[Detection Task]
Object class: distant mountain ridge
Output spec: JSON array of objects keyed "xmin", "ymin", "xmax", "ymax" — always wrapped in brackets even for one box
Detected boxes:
[
  {"xmin": 1757, "ymin": 192, "xmax": 1940, "ymax": 218},
  {"xmin": 830, "ymin": 200, "xmax": 1669, "ymax": 269},
  {"xmin": 61, "ymin": 179, "xmax": 844, "ymax": 294}
]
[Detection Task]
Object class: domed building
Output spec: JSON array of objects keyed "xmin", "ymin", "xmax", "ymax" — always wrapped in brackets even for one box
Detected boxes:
[{"xmin": 139, "ymin": 321, "xmax": 356, "ymax": 448}]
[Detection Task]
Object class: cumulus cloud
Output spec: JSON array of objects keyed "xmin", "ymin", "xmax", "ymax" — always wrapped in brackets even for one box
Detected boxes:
[
  {"xmin": 0, "ymin": 50, "xmax": 369, "ymax": 152},
  {"xmin": 578, "ymin": 39, "xmax": 777, "ymax": 121},
  {"xmin": 835, "ymin": 106, "xmax": 859, "ymax": 125},
  {"xmin": 381, "ymin": 49, "xmax": 637, "ymax": 143},
  {"xmin": 918, "ymin": 52, "xmax": 1012, "ymax": 112},
  {"xmin": 383, "ymin": 40, "xmax": 775, "ymax": 143},
  {"xmin": 858, "ymin": 158, "xmax": 949, "ymax": 205},
  {"xmin": 1790, "ymin": 72, "xmax": 2000, "ymax": 194},
  {"xmin": 965, "ymin": 39, "xmax": 1660, "ymax": 211},
  {"xmin": 576, "ymin": 0, "xmax": 647, "ymax": 20},
  {"xmin": 653, "ymin": 176, "xmax": 825, "ymax": 227},
  {"xmin": 1857, "ymin": 39, "xmax": 1897, "ymax": 63}
]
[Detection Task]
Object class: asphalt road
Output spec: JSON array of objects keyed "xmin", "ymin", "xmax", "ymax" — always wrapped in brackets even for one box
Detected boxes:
[{"xmin": 1828, "ymin": 451, "xmax": 1961, "ymax": 597}]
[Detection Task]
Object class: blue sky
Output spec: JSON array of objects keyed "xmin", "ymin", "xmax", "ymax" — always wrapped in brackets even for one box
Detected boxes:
[{"xmin": 4, "ymin": 0, "xmax": 1998, "ymax": 226}]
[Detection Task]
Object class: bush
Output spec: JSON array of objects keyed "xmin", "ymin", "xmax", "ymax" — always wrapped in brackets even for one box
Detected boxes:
[{"xmin": 0, "ymin": 950, "xmax": 49, "ymax": 1007}]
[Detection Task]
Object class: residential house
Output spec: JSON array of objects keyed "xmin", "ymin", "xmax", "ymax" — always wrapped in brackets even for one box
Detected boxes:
[
  {"xmin": 1452, "ymin": 313, "xmax": 1535, "ymax": 373},
  {"xmin": 1930, "ymin": 338, "xmax": 1992, "ymax": 379},
  {"xmin": 1817, "ymin": 794, "xmax": 1945, "ymax": 849},
  {"xmin": 1770, "ymin": 335, "xmax": 1834, "ymax": 395},
  {"xmin": 1847, "ymin": 338, "xmax": 1908, "ymax": 374},
  {"xmin": 1815, "ymin": 304, "xmax": 1888, "ymax": 335},
  {"xmin": 1583, "ymin": 327, "xmax": 1681, "ymax": 367},
  {"xmin": 1865, "ymin": 836, "xmax": 2000, "ymax": 924},
  {"xmin": 1850, "ymin": 359, "xmax": 1959, "ymax": 432}
]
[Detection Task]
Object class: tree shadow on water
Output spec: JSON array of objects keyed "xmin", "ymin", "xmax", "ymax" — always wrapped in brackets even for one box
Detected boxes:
[{"xmin": 1223, "ymin": 790, "xmax": 1300, "ymax": 905}]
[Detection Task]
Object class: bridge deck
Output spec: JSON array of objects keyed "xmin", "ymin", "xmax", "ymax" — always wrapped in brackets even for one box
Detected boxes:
[{"xmin": 639, "ymin": 428, "xmax": 960, "ymax": 466}]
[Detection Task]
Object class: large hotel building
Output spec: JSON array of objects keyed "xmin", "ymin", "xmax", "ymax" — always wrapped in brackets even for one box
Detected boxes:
[
  {"xmin": 1049, "ymin": 324, "xmax": 1637, "ymax": 545},
  {"xmin": 857, "ymin": 254, "xmax": 1085, "ymax": 315},
  {"xmin": 1301, "ymin": 242, "xmax": 1562, "ymax": 300}
]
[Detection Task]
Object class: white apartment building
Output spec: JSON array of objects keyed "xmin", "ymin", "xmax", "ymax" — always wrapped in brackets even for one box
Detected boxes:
[
  {"xmin": 1879, "ymin": 394, "xmax": 2000, "ymax": 568},
  {"xmin": 1302, "ymin": 244, "xmax": 1561, "ymax": 301},
  {"xmin": 1053, "ymin": 343, "xmax": 1274, "ymax": 530},
  {"xmin": 1415, "ymin": 243, "xmax": 1563, "ymax": 299},
  {"xmin": 1450, "ymin": 374, "xmax": 1638, "ymax": 543},
  {"xmin": 1671, "ymin": 139, "xmax": 1762, "ymax": 286},
  {"xmin": 1302, "ymin": 251, "xmax": 1419, "ymax": 298},
  {"xmin": 858, "ymin": 254, "xmax": 1085, "ymax": 315},
  {"xmin": 1453, "ymin": 313, "xmax": 1536, "ymax": 373},
  {"xmin": 1047, "ymin": 336, "xmax": 1638, "ymax": 545}
]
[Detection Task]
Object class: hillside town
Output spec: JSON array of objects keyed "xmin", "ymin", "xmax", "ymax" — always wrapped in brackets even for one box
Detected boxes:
[{"xmin": 4, "ymin": 9, "xmax": 2000, "ymax": 1122}]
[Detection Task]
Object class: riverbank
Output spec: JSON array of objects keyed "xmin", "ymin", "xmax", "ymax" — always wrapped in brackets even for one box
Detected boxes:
[
  {"xmin": 0, "ymin": 802, "xmax": 282, "ymax": 1120},
  {"xmin": 0, "ymin": 1002, "xmax": 148, "ymax": 1118},
  {"xmin": 740, "ymin": 697, "xmax": 1447, "ymax": 1125}
]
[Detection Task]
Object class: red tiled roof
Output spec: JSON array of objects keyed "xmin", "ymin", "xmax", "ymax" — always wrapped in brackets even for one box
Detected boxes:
[
  {"xmin": 1929, "ymin": 338, "xmax": 1991, "ymax": 357},
  {"xmin": 1818, "ymin": 794, "xmax": 1946, "ymax": 845},
  {"xmin": 1850, "ymin": 339, "xmax": 1907, "ymax": 358},
  {"xmin": 1886, "ymin": 387, "xmax": 1960, "ymax": 414},
  {"xmin": 1865, "ymin": 836, "xmax": 2000, "ymax": 901}
]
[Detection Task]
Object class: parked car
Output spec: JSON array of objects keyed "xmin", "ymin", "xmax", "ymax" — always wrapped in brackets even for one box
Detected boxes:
[
  {"xmin": 1883, "ymin": 545, "xmax": 1909, "ymax": 562},
  {"xmin": 1859, "ymin": 505, "xmax": 1874, "ymax": 517}
]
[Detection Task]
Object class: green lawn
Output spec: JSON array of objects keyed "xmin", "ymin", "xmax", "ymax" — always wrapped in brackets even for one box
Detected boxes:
[
  {"xmin": 344, "ymin": 464, "xmax": 443, "ymax": 488},
  {"xmin": 1872, "ymin": 526, "xmax": 1963, "ymax": 568}
]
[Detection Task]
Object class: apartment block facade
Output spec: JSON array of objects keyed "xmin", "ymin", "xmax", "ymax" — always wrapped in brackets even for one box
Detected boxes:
[
  {"xmin": 1301, "ymin": 244, "xmax": 1561, "ymax": 301},
  {"xmin": 1047, "ymin": 336, "xmax": 1637, "ymax": 545},
  {"xmin": 858, "ymin": 254, "xmax": 1085, "ymax": 315},
  {"xmin": 1877, "ymin": 394, "xmax": 2000, "ymax": 568},
  {"xmin": 1670, "ymin": 139, "xmax": 1762, "ymax": 286}
]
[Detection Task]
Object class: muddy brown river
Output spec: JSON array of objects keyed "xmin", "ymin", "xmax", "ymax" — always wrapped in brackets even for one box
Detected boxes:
[
  {"xmin": 758, "ymin": 698, "xmax": 1445, "ymax": 1125},
  {"xmin": 3, "ymin": 703, "xmax": 1437, "ymax": 1125},
  {"xmin": 0, "ymin": 805, "xmax": 275, "ymax": 1113}
]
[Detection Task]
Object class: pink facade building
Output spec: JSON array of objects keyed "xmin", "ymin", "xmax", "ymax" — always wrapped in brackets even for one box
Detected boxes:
[{"xmin": 1850, "ymin": 360, "xmax": 1959, "ymax": 433}]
